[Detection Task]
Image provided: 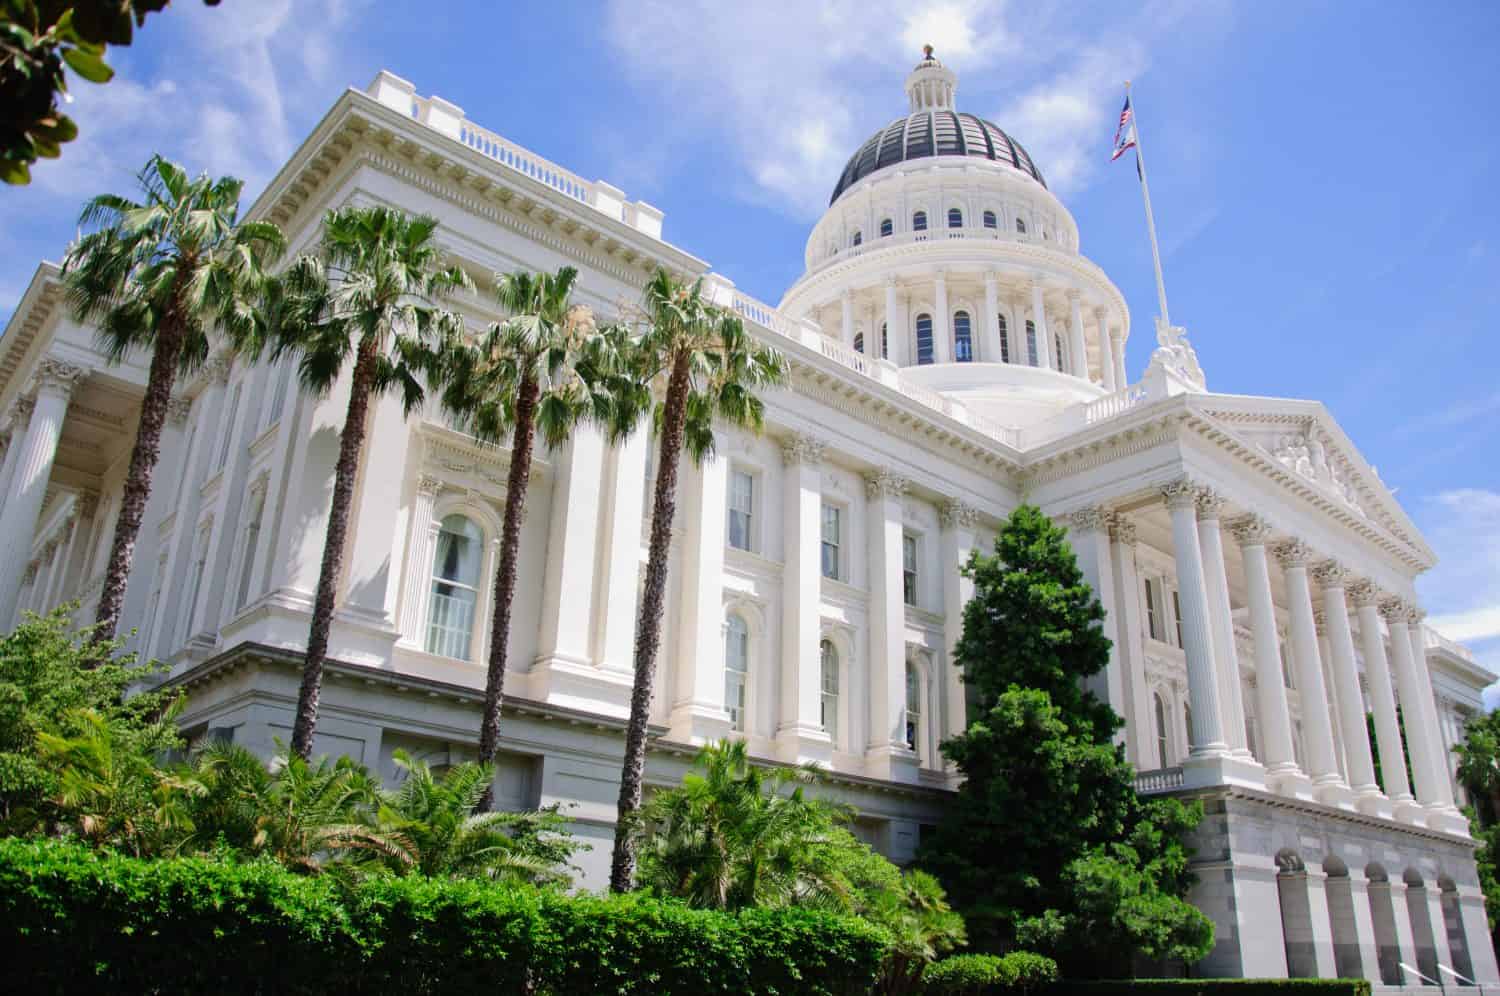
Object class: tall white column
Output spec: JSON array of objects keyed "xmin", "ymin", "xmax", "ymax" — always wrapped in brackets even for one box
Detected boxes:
[
  {"xmin": 1068, "ymin": 507, "xmax": 1126, "ymax": 737},
  {"xmin": 535, "ymin": 424, "xmax": 606, "ymax": 671},
  {"xmin": 43, "ymin": 513, "xmax": 79, "ymax": 609},
  {"xmin": 1383, "ymin": 600, "xmax": 1443, "ymax": 812},
  {"xmin": 1096, "ymin": 309, "xmax": 1116, "ymax": 391},
  {"xmin": 1030, "ymin": 281, "xmax": 1052, "ymax": 371},
  {"xmin": 1008, "ymin": 294, "xmax": 1029, "ymax": 365},
  {"xmin": 981, "ymin": 274, "xmax": 1002, "ymax": 363},
  {"xmin": 669, "ymin": 452, "xmax": 731, "ymax": 743},
  {"xmin": 939, "ymin": 500, "xmax": 978, "ymax": 751},
  {"xmin": 597, "ymin": 428, "xmax": 648, "ymax": 676},
  {"xmin": 884, "ymin": 279, "xmax": 907, "ymax": 366},
  {"xmin": 1401, "ymin": 604, "xmax": 1458, "ymax": 818},
  {"xmin": 1230, "ymin": 515, "xmax": 1308, "ymax": 794},
  {"xmin": 1315, "ymin": 563, "xmax": 1382, "ymax": 809},
  {"xmin": 1275, "ymin": 540, "xmax": 1348, "ymax": 803},
  {"xmin": 56, "ymin": 492, "xmax": 98, "ymax": 609},
  {"xmin": 1351, "ymin": 583, "xmax": 1413, "ymax": 806},
  {"xmin": 1109, "ymin": 515, "xmax": 1155, "ymax": 768},
  {"xmin": 932, "ymin": 272, "xmax": 952, "ymax": 364},
  {"xmin": 840, "ymin": 291, "xmax": 854, "ymax": 347},
  {"xmin": 1195, "ymin": 492, "xmax": 1252, "ymax": 760},
  {"xmin": 0, "ymin": 360, "xmax": 87, "ymax": 620},
  {"xmin": 778, "ymin": 434, "xmax": 831, "ymax": 764},
  {"xmin": 1067, "ymin": 292, "xmax": 1088, "ymax": 379},
  {"xmin": 1110, "ymin": 327, "xmax": 1127, "ymax": 387},
  {"xmin": 397, "ymin": 475, "xmax": 443, "ymax": 647},
  {"xmin": 1161, "ymin": 479, "xmax": 1228, "ymax": 762},
  {"xmin": 865, "ymin": 469, "xmax": 917, "ymax": 783},
  {"xmin": 0, "ymin": 402, "xmax": 30, "ymax": 517}
]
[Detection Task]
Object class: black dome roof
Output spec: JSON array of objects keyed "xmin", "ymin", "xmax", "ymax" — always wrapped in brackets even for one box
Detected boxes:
[{"xmin": 829, "ymin": 110, "xmax": 1046, "ymax": 205}]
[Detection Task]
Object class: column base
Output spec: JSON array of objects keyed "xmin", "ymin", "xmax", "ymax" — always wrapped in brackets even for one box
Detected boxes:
[
  {"xmin": 1311, "ymin": 777, "xmax": 1356, "ymax": 811},
  {"xmin": 1424, "ymin": 804, "xmax": 1471, "ymax": 837},
  {"xmin": 774, "ymin": 723, "xmax": 833, "ymax": 767},
  {"xmin": 667, "ymin": 703, "xmax": 734, "ymax": 746},
  {"xmin": 864, "ymin": 744, "xmax": 920, "ymax": 785},
  {"xmin": 527, "ymin": 655, "xmax": 634, "ymax": 719},
  {"xmin": 1353, "ymin": 788, "xmax": 1395, "ymax": 820},
  {"xmin": 1182, "ymin": 752, "xmax": 1266, "ymax": 790},
  {"xmin": 1265, "ymin": 763, "xmax": 1318, "ymax": 801}
]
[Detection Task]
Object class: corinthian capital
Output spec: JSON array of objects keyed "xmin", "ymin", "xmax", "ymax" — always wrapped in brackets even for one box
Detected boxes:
[
  {"xmin": 166, "ymin": 396, "xmax": 193, "ymax": 426},
  {"xmin": 1227, "ymin": 514, "xmax": 1273, "ymax": 547},
  {"xmin": 939, "ymin": 499, "xmax": 979, "ymax": 530},
  {"xmin": 780, "ymin": 432, "xmax": 825, "ymax": 467},
  {"xmin": 1347, "ymin": 579, "xmax": 1381, "ymax": 608},
  {"xmin": 864, "ymin": 469, "xmax": 909, "ymax": 500},
  {"xmin": 1108, "ymin": 514, "xmax": 1138, "ymax": 547},
  {"xmin": 1311, "ymin": 560, "xmax": 1351, "ymax": 589},
  {"xmin": 1159, "ymin": 476, "xmax": 1201, "ymax": 510},
  {"xmin": 33, "ymin": 358, "xmax": 89, "ymax": 397},
  {"xmin": 1272, "ymin": 538, "xmax": 1314, "ymax": 569},
  {"xmin": 1067, "ymin": 505, "xmax": 1110, "ymax": 534},
  {"xmin": 1378, "ymin": 596, "xmax": 1409, "ymax": 623},
  {"xmin": 1194, "ymin": 489, "xmax": 1227, "ymax": 520}
]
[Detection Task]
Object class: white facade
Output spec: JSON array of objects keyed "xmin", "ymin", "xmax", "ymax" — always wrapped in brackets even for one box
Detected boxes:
[{"xmin": 0, "ymin": 55, "xmax": 1495, "ymax": 987}]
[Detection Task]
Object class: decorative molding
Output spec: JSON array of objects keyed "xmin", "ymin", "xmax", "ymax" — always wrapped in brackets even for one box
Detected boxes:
[
  {"xmin": 1227, "ymin": 513, "xmax": 1273, "ymax": 547},
  {"xmin": 1194, "ymin": 488, "xmax": 1226, "ymax": 520},
  {"xmin": 202, "ymin": 353, "xmax": 233, "ymax": 386},
  {"xmin": 1159, "ymin": 476, "xmax": 1199, "ymax": 510},
  {"xmin": 1108, "ymin": 513, "xmax": 1138, "ymax": 547},
  {"xmin": 9, "ymin": 396, "xmax": 34, "ymax": 430},
  {"xmin": 33, "ymin": 357, "xmax": 88, "ymax": 396},
  {"xmin": 166, "ymin": 396, "xmax": 193, "ymax": 426},
  {"xmin": 1347, "ymin": 579, "xmax": 1381, "ymax": 608},
  {"xmin": 415, "ymin": 474, "xmax": 445, "ymax": 498},
  {"xmin": 939, "ymin": 498, "xmax": 979, "ymax": 530},
  {"xmin": 1406, "ymin": 606, "xmax": 1426, "ymax": 627},
  {"xmin": 1272, "ymin": 538, "xmax": 1313, "ymax": 570},
  {"xmin": 1313, "ymin": 610, "xmax": 1327, "ymax": 636},
  {"xmin": 1311, "ymin": 560, "xmax": 1351, "ymax": 589},
  {"xmin": 1378, "ymin": 597, "xmax": 1409, "ymax": 624},
  {"xmin": 780, "ymin": 432, "xmax": 825, "ymax": 467},
  {"xmin": 1067, "ymin": 505, "xmax": 1109, "ymax": 534},
  {"xmin": 863, "ymin": 469, "xmax": 909, "ymax": 500}
]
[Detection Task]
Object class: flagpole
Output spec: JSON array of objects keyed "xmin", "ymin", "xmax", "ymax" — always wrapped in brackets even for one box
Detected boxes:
[{"xmin": 1126, "ymin": 80, "xmax": 1171, "ymax": 326}]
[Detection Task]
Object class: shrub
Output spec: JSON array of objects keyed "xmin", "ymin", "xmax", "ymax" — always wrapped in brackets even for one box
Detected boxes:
[
  {"xmin": 924, "ymin": 951, "xmax": 1060, "ymax": 994},
  {"xmin": 0, "ymin": 837, "xmax": 886, "ymax": 995},
  {"xmin": 1037, "ymin": 981, "xmax": 1372, "ymax": 996}
]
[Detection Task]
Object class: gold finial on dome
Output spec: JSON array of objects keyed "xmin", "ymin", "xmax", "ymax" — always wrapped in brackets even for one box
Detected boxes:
[
  {"xmin": 906, "ymin": 44, "xmax": 956, "ymax": 111},
  {"xmin": 923, "ymin": 44, "xmax": 935, "ymax": 60}
]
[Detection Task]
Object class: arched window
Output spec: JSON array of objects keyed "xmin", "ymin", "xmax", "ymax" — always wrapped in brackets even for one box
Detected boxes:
[
  {"xmin": 1025, "ymin": 319, "xmax": 1038, "ymax": 366},
  {"xmin": 982, "ymin": 210, "xmax": 997, "ymax": 229},
  {"xmin": 915, "ymin": 313, "xmax": 934, "ymax": 365},
  {"xmin": 953, "ymin": 310, "xmax": 973, "ymax": 362},
  {"xmin": 427, "ymin": 514, "xmax": 483, "ymax": 659},
  {"xmin": 905, "ymin": 661, "xmax": 921, "ymax": 752},
  {"xmin": 947, "ymin": 207, "xmax": 963, "ymax": 228},
  {"xmin": 1015, "ymin": 216, "xmax": 1027, "ymax": 235},
  {"xmin": 880, "ymin": 217, "xmax": 894, "ymax": 238},
  {"xmin": 880, "ymin": 322, "xmax": 889, "ymax": 359},
  {"xmin": 1154, "ymin": 693, "xmax": 1169, "ymax": 766},
  {"xmin": 1184, "ymin": 702, "xmax": 1194, "ymax": 752},
  {"xmin": 851, "ymin": 230, "xmax": 862, "ymax": 247},
  {"xmin": 725, "ymin": 614, "xmax": 749, "ymax": 732},
  {"xmin": 1054, "ymin": 332, "xmax": 1065, "ymax": 372},
  {"xmin": 820, "ymin": 640, "xmax": 839, "ymax": 744},
  {"xmin": 853, "ymin": 330, "xmax": 865, "ymax": 354},
  {"xmin": 997, "ymin": 314, "xmax": 1010, "ymax": 363},
  {"xmin": 912, "ymin": 210, "xmax": 928, "ymax": 232}
]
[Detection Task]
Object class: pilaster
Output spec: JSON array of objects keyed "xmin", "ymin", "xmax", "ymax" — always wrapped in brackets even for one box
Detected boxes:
[
  {"xmin": 668, "ymin": 452, "xmax": 732, "ymax": 744},
  {"xmin": 776, "ymin": 433, "xmax": 832, "ymax": 764},
  {"xmin": 865, "ymin": 469, "xmax": 918, "ymax": 783}
]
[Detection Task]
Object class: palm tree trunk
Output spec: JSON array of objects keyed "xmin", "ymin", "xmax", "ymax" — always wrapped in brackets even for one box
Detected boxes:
[
  {"xmin": 92, "ymin": 318, "xmax": 184, "ymax": 646},
  {"xmin": 475, "ymin": 371, "xmax": 540, "ymax": 811},
  {"xmin": 289, "ymin": 333, "xmax": 379, "ymax": 761},
  {"xmin": 609, "ymin": 348, "xmax": 692, "ymax": 893}
]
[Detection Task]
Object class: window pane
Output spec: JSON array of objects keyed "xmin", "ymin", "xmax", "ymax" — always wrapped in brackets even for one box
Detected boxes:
[
  {"xmin": 912, "ymin": 211, "xmax": 927, "ymax": 232},
  {"xmin": 902, "ymin": 535, "xmax": 918, "ymax": 606},
  {"xmin": 728, "ymin": 471, "xmax": 753, "ymax": 551},
  {"xmin": 880, "ymin": 218, "xmax": 893, "ymax": 237},
  {"xmin": 905, "ymin": 663, "xmax": 920, "ymax": 750},
  {"xmin": 953, "ymin": 311, "xmax": 972, "ymax": 362},
  {"xmin": 427, "ymin": 515, "xmax": 483, "ymax": 659},
  {"xmin": 998, "ymin": 315, "xmax": 1009, "ymax": 363},
  {"xmin": 852, "ymin": 231, "xmax": 862, "ymax": 247},
  {"xmin": 1026, "ymin": 320, "xmax": 1038, "ymax": 366},
  {"xmin": 726, "ymin": 616, "xmax": 749, "ymax": 732},
  {"xmin": 820, "ymin": 505, "xmax": 840, "ymax": 580},
  {"xmin": 947, "ymin": 208, "xmax": 962, "ymax": 228},
  {"xmin": 983, "ymin": 210, "xmax": 997, "ymax": 229},
  {"xmin": 915, "ymin": 314, "xmax": 934, "ymax": 366},
  {"xmin": 820, "ymin": 641, "xmax": 839, "ymax": 742}
]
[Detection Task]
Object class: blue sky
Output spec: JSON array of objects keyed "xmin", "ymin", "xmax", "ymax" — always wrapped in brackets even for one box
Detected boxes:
[{"xmin": 2, "ymin": 0, "xmax": 1498, "ymax": 679}]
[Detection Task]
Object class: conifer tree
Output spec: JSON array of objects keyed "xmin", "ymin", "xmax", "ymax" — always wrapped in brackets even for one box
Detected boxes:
[{"xmin": 920, "ymin": 505, "xmax": 1212, "ymax": 978}]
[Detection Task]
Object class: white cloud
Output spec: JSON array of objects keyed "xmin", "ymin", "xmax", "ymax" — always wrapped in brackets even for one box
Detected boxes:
[{"xmin": 1416, "ymin": 488, "xmax": 1500, "ymax": 689}]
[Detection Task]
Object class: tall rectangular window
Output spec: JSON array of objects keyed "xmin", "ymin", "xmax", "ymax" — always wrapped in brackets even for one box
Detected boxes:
[
  {"xmin": 1144, "ymin": 578, "xmax": 1160, "ymax": 640},
  {"xmin": 1172, "ymin": 589, "xmax": 1184, "ymax": 647},
  {"xmin": 728, "ymin": 469, "xmax": 754, "ymax": 552},
  {"xmin": 820, "ymin": 504, "xmax": 840, "ymax": 580},
  {"xmin": 236, "ymin": 489, "xmax": 265, "ymax": 609},
  {"xmin": 216, "ymin": 383, "xmax": 242, "ymax": 473},
  {"xmin": 902, "ymin": 534, "xmax": 919, "ymax": 607},
  {"xmin": 1025, "ymin": 320, "xmax": 1038, "ymax": 366}
]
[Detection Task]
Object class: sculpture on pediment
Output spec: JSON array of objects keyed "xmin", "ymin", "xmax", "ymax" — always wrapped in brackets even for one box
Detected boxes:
[
  {"xmin": 1144, "ymin": 316, "xmax": 1206, "ymax": 391},
  {"xmin": 1273, "ymin": 433, "xmax": 1315, "ymax": 481}
]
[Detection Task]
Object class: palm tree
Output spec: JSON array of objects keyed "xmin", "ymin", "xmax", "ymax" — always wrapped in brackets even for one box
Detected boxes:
[
  {"xmin": 374, "ymin": 749, "xmax": 576, "ymax": 884},
  {"xmin": 269, "ymin": 206, "xmax": 470, "ymax": 760},
  {"xmin": 61, "ymin": 155, "xmax": 286, "ymax": 644},
  {"xmin": 604, "ymin": 271, "xmax": 787, "ymax": 893},
  {"xmin": 250, "ymin": 752, "xmax": 402, "ymax": 875},
  {"xmin": 436, "ymin": 265, "xmax": 614, "ymax": 810}
]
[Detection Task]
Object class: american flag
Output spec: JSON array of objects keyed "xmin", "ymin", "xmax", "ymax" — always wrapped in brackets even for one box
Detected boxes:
[{"xmin": 1111, "ymin": 95, "xmax": 1137, "ymax": 162}]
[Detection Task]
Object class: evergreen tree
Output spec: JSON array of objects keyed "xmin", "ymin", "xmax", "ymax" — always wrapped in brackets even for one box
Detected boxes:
[{"xmin": 919, "ymin": 505, "xmax": 1212, "ymax": 978}]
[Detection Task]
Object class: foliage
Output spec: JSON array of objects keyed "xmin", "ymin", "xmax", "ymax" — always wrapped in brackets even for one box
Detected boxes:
[
  {"xmin": 1455, "ymin": 708, "xmax": 1500, "ymax": 946},
  {"xmin": 1034, "ymin": 982, "xmax": 1371, "ymax": 996},
  {"xmin": 0, "ymin": 836, "xmax": 888, "ymax": 995},
  {"xmin": 920, "ymin": 506, "xmax": 1213, "ymax": 978},
  {"xmin": 1, "ymin": 1, "xmax": 221, "ymax": 184},
  {"xmin": 0, "ymin": 607, "xmax": 179, "ymax": 836},
  {"xmin": 1365, "ymin": 707, "xmax": 1414, "ymax": 798},
  {"xmin": 923, "ymin": 952, "xmax": 1059, "ymax": 995}
]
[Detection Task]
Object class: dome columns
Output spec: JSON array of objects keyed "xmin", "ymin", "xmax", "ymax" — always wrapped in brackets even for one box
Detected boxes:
[
  {"xmin": 1066, "ymin": 290, "xmax": 1088, "ymax": 380},
  {"xmin": 932, "ymin": 272, "xmax": 952, "ymax": 364},
  {"xmin": 1028, "ymin": 280, "xmax": 1053, "ymax": 371}
]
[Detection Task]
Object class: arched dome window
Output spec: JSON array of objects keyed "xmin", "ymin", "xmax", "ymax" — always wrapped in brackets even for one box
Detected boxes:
[
  {"xmin": 912, "ymin": 210, "xmax": 928, "ymax": 232},
  {"xmin": 953, "ymin": 311, "xmax": 973, "ymax": 362},
  {"xmin": 851, "ymin": 230, "xmax": 862, "ymax": 247},
  {"xmin": 947, "ymin": 207, "xmax": 963, "ymax": 228},
  {"xmin": 426, "ymin": 514, "xmax": 483, "ymax": 660},
  {"xmin": 1054, "ymin": 332, "xmax": 1065, "ymax": 372},
  {"xmin": 853, "ymin": 330, "xmax": 865, "ymax": 354},
  {"xmin": 880, "ymin": 322, "xmax": 889, "ymax": 359},
  {"xmin": 1025, "ymin": 319, "xmax": 1038, "ymax": 366},
  {"xmin": 915, "ymin": 313, "xmax": 934, "ymax": 365},
  {"xmin": 725, "ymin": 614, "xmax": 749, "ymax": 732},
  {"xmin": 820, "ymin": 640, "xmax": 840, "ymax": 744},
  {"xmin": 880, "ymin": 218, "xmax": 894, "ymax": 238},
  {"xmin": 982, "ymin": 210, "xmax": 997, "ymax": 229},
  {"xmin": 997, "ymin": 314, "xmax": 1010, "ymax": 363},
  {"xmin": 1015, "ymin": 216, "xmax": 1027, "ymax": 235}
]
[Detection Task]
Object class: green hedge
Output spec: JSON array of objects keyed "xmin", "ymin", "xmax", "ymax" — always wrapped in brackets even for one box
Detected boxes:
[
  {"xmin": 924, "ymin": 952, "xmax": 1060, "ymax": 993},
  {"xmin": 1039, "ymin": 982, "xmax": 1372, "ymax": 996},
  {"xmin": 0, "ymin": 837, "xmax": 885, "ymax": 995}
]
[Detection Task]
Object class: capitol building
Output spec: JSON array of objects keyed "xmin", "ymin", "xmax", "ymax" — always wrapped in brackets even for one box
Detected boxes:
[{"xmin": 0, "ymin": 51, "xmax": 1494, "ymax": 986}]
